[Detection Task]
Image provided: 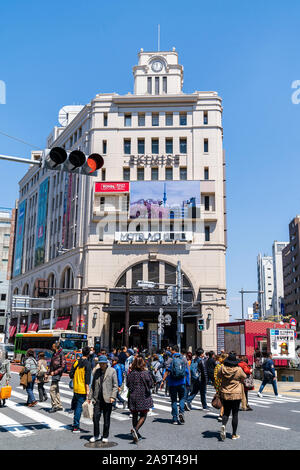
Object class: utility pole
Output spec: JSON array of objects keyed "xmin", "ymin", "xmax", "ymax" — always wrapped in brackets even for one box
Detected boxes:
[
  {"xmin": 239, "ymin": 289, "xmax": 264, "ymax": 319},
  {"xmin": 50, "ymin": 296, "xmax": 55, "ymax": 329},
  {"xmin": 176, "ymin": 261, "xmax": 182, "ymax": 352},
  {"xmin": 125, "ymin": 290, "xmax": 130, "ymax": 348}
]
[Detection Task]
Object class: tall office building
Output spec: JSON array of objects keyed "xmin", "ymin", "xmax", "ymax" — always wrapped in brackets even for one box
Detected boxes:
[
  {"xmin": 0, "ymin": 208, "xmax": 13, "ymax": 334},
  {"xmin": 10, "ymin": 48, "xmax": 229, "ymax": 350},
  {"xmin": 257, "ymin": 254, "xmax": 274, "ymax": 318}
]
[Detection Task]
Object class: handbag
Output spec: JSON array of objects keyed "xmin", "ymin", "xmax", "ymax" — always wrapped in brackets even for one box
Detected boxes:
[
  {"xmin": 244, "ymin": 374, "xmax": 254, "ymax": 389},
  {"xmin": 211, "ymin": 393, "xmax": 222, "ymax": 409},
  {"xmin": 0, "ymin": 385, "xmax": 12, "ymax": 399},
  {"xmin": 82, "ymin": 401, "xmax": 94, "ymax": 420}
]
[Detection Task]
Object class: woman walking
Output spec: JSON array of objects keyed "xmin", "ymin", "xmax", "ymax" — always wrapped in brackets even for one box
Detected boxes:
[
  {"xmin": 218, "ymin": 351, "xmax": 246, "ymax": 441},
  {"xmin": 37, "ymin": 352, "xmax": 49, "ymax": 402},
  {"xmin": 0, "ymin": 350, "xmax": 11, "ymax": 407},
  {"xmin": 24, "ymin": 349, "xmax": 38, "ymax": 407},
  {"xmin": 213, "ymin": 353, "xmax": 228, "ymax": 421},
  {"xmin": 238, "ymin": 356, "xmax": 254, "ymax": 411},
  {"xmin": 127, "ymin": 356, "xmax": 154, "ymax": 443},
  {"xmin": 150, "ymin": 354, "xmax": 163, "ymax": 394}
]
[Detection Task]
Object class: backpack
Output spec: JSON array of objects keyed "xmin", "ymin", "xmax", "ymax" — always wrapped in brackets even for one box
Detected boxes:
[
  {"xmin": 190, "ymin": 358, "xmax": 200, "ymax": 380},
  {"xmin": 170, "ymin": 356, "xmax": 186, "ymax": 379},
  {"xmin": 69, "ymin": 360, "xmax": 79, "ymax": 380}
]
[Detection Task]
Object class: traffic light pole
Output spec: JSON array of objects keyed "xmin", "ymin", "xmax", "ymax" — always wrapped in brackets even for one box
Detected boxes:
[{"xmin": 0, "ymin": 154, "xmax": 41, "ymax": 165}]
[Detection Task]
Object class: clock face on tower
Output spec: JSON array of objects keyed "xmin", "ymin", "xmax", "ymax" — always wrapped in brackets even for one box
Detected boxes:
[{"xmin": 151, "ymin": 60, "xmax": 163, "ymax": 72}]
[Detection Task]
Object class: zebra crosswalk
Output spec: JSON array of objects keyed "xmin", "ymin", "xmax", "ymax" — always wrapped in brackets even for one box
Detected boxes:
[{"xmin": 1, "ymin": 381, "xmax": 300, "ymax": 439}]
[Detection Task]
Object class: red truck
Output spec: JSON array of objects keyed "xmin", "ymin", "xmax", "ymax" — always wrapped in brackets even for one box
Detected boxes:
[{"xmin": 216, "ymin": 320, "xmax": 291, "ymax": 366}]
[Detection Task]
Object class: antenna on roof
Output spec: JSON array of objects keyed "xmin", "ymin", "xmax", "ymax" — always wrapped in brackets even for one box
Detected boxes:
[{"xmin": 158, "ymin": 24, "xmax": 160, "ymax": 51}]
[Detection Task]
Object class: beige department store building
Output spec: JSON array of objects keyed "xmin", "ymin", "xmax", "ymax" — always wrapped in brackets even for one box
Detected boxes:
[{"xmin": 10, "ymin": 48, "xmax": 229, "ymax": 351}]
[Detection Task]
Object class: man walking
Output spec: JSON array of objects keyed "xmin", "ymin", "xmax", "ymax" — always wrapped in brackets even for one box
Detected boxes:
[
  {"xmin": 161, "ymin": 345, "xmax": 189, "ymax": 425},
  {"xmin": 88, "ymin": 355, "xmax": 118, "ymax": 443},
  {"xmin": 186, "ymin": 348, "xmax": 209, "ymax": 411},
  {"xmin": 257, "ymin": 352, "xmax": 282, "ymax": 398},
  {"xmin": 70, "ymin": 346, "xmax": 92, "ymax": 433},
  {"xmin": 49, "ymin": 342, "xmax": 66, "ymax": 413}
]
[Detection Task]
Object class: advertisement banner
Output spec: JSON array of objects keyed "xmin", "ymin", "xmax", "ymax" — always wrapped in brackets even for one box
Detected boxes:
[
  {"xmin": 35, "ymin": 177, "xmax": 49, "ymax": 266},
  {"xmin": 13, "ymin": 199, "xmax": 27, "ymax": 276},
  {"xmin": 129, "ymin": 181, "xmax": 200, "ymax": 220},
  {"xmin": 95, "ymin": 182, "xmax": 129, "ymax": 193},
  {"xmin": 267, "ymin": 328, "xmax": 295, "ymax": 359}
]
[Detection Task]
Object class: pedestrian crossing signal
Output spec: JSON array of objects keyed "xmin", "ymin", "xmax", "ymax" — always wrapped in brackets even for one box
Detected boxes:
[
  {"xmin": 197, "ymin": 318, "xmax": 205, "ymax": 331},
  {"xmin": 42, "ymin": 147, "xmax": 104, "ymax": 176}
]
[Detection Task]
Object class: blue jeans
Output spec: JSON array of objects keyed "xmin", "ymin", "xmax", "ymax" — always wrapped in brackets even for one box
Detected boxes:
[
  {"xmin": 73, "ymin": 393, "xmax": 87, "ymax": 428},
  {"xmin": 169, "ymin": 384, "xmax": 186, "ymax": 421},
  {"xmin": 26, "ymin": 374, "xmax": 36, "ymax": 404},
  {"xmin": 259, "ymin": 378, "xmax": 278, "ymax": 396},
  {"xmin": 187, "ymin": 379, "xmax": 207, "ymax": 408}
]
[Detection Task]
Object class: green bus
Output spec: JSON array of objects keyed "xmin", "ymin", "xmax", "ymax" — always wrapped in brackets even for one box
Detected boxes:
[{"xmin": 14, "ymin": 330, "xmax": 88, "ymax": 363}]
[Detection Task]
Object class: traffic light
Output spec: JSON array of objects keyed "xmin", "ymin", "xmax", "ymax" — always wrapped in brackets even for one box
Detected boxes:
[
  {"xmin": 197, "ymin": 318, "xmax": 205, "ymax": 331},
  {"xmin": 42, "ymin": 147, "xmax": 104, "ymax": 176}
]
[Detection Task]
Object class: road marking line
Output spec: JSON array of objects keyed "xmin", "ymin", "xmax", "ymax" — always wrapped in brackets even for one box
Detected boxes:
[
  {"xmin": 290, "ymin": 410, "xmax": 300, "ymax": 413},
  {"xmin": 256, "ymin": 422, "xmax": 290, "ymax": 430},
  {"xmin": 7, "ymin": 395, "xmax": 69, "ymax": 431},
  {"xmin": 0, "ymin": 412, "xmax": 34, "ymax": 438}
]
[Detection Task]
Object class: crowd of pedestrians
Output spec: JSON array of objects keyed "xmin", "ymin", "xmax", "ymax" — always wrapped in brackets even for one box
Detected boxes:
[{"xmin": 0, "ymin": 342, "xmax": 283, "ymax": 444}]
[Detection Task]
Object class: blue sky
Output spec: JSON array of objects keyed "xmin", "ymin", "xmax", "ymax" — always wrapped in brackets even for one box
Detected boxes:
[{"xmin": 1, "ymin": 0, "xmax": 300, "ymax": 318}]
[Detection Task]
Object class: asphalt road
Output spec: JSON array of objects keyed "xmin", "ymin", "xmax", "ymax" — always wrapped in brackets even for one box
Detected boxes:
[{"xmin": 1, "ymin": 371, "xmax": 300, "ymax": 450}]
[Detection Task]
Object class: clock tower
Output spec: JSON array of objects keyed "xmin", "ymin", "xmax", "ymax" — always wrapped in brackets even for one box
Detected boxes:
[{"xmin": 133, "ymin": 48, "xmax": 184, "ymax": 95}]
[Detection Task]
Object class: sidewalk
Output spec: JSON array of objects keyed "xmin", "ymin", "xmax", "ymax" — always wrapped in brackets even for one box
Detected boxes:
[{"xmin": 253, "ymin": 379, "xmax": 300, "ymax": 397}]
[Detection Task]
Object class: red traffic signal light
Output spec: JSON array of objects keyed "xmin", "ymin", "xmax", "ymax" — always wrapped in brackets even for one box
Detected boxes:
[{"xmin": 42, "ymin": 148, "xmax": 104, "ymax": 176}]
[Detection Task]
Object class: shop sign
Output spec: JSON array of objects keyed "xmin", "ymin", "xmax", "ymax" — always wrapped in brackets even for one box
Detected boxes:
[
  {"xmin": 95, "ymin": 182, "xmax": 129, "ymax": 193},
  {"xmin": 115, "ymin": 232, "xmax": 193, "ymax": 243},
  {"xmin": 128, "ymin": 155, "xmax": 180, "ymax": 167},
  {"xmin": 267, "ymin": 328, "xmax": 296, "ymax": 359}
]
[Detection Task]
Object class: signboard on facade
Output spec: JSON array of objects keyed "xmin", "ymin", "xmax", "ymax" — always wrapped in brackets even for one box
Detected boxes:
[
  {"xmin": 13, "ymin": 199, "xmax": 27, "ymax": 276},
  {"xmin": 35, "ymin": 177, "xmax": 49, "ymax": 267},
  {"xmin": 267, "ymin": 328, "xmax": 295, "ymax": 359},
  {"xmin": 217, "ymin": 324, "xmax": 245, "ymax": 356},
  {"xmin": 95, "ymin": 182, "xmax": 130, "ymax": 193},
  {"xmin": 115, "ymin": 231, "xmax": 193, "ymax": 243},
  {"xmin": 129, "ymin": 181, "xmax": 200, "ymax": 220},
  {"xmin": 129, "ymin": 155, "xmax": 180, "ymax": 167}
]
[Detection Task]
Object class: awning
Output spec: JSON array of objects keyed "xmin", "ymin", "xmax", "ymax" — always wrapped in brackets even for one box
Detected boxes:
[
  {"xmin": 20, "ymin": 324, "xmax": 27, "ymax": 333},
  {"xmin": 9, "ymin": 326, "xmax": 17, "ymax": 338},
  {"xmin": 54, "ymin": 317, "xmax": 70, "ymax": 330},
  {"xmin": 27, "ymin": 322, "xmax": 39, "ymax": 332}
]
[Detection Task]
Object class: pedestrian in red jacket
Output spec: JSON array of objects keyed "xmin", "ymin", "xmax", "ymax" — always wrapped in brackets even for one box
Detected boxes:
[{"xmin": 238, "ymin": 356, "xmax": 254, "ymax": 411}]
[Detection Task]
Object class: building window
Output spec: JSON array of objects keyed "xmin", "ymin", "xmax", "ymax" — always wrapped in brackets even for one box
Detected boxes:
[
  {"xmin": 204, "ymin": 138, "xmax": 209, "ymax": 153},
  {"xmin": 165, "ymin": 167, "xmax": 173, "ymax": 180},
  {"xmin": 78, "ymin": 127, "xmax": 82, "ymax": 138},
  {"xmin": 104, "ymin": 113, "xmax": 108, "ymax": 126},
  {"xmin": 151, "ymin": 167, "xmax": 159, "ymax": 180},
  {"xmin": 204, "ymin": 167, "xmax": 209, "ymax": 180},
  {"xmin": 204, "ymin": 196, "xmax": 210, "ymax": 211},
  {"xmin": 138, "ymin": 113, "xmax": 145, "ymax": 126},
  {"xmin": 148, "ymin": 261, "xmax": 159, "ymax": 284},
  {"xmin": 165, "ymin": 138, "xmax": 173, "ymax": 154},
  {"xmin": 165, "ymin": 113, "xmax": 173, "ymax": 126},
  {"xmin": 152, "ymin": 113, "xmax": 159, "ymax": 126},
  {"xmin": 204, "ymin": 111, "xmax": 208, "ymax": 125},
  {"xmin": 180, "ymin": 138, "xmax": 187, "ymax": 154},
  {"xmin": 123, "ymin": 168, "xmax": 130, "ymax": 180},
  {"xmin": 147, "ymin": 77, "xmax": 152, "ymax": 94},
  {"xmin": 103, "ymin": 140, "xmax": 107, "ymax": 154},
  {"xmin": 155, "ymin": 77, "xmax": 160, "ymax": 94},
  {"xmin": 180, "ymin": 113, "xmax": 187, "ymax": 125},
  {"xmin": 180, "ymin": 167, "xmax": 187, "ymax": 180},
  {"xmin": 152, "ymin": 138, "xmax": 159, "ymax": 154},
  {"xmin": 124, "ymin": 114, "xmax": 132, "ymax": 127},
  {"xmin": 205, "ymin": 226, "xmax": 210, "ymax": 241},
  {"xmin": 138, "ymin": 138, "xmax": 145, "ymax": 154},
  {"xmin": 124, "ymin": 139, "xmax": 131, "ymax": 154},
  {"xmin": 132, "ymin": 263, "xmax": 143, "ymax": 288},
  {"xmin": 101, "ymin": 169, "xmax": 106, "ymax": 181},
  {"xmin": 163, "ymin": 77, "xmax": 167, "ymax": 93},
  {"xmin": 137, "ymin": 168, "xmax": 144, "ymax": 180}
]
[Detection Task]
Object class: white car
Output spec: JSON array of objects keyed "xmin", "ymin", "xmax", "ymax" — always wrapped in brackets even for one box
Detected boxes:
[{"xmin": 0, "ymin": 343, "xmax": 15, "ymax": 361}]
